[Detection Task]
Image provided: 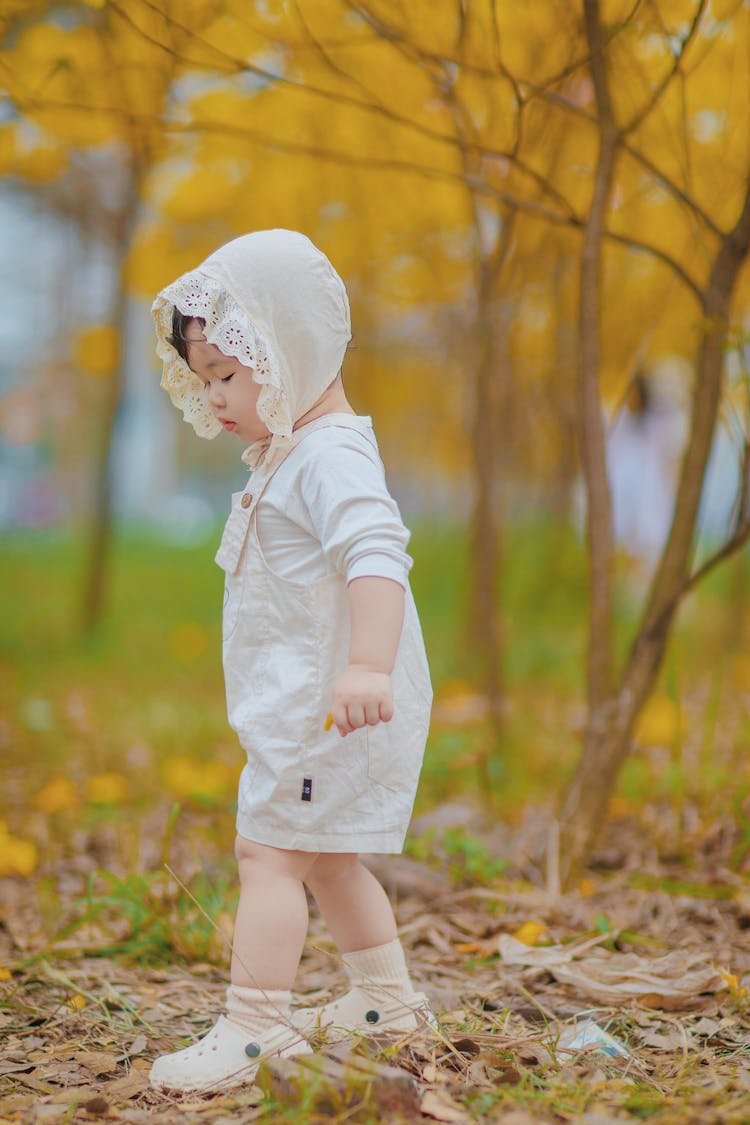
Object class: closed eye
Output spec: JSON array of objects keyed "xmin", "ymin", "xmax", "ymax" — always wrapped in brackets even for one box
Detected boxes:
[{"xmin": 199, "ymin": 373, "xmax": 235, "ymax": 389}]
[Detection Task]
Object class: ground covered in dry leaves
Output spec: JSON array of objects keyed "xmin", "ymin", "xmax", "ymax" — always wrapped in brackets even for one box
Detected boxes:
[{"xmin": 2, "ymin": 807, "xmax": 750, "ymax": 1125}]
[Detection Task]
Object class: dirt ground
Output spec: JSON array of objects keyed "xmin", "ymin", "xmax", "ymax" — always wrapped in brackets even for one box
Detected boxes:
[{"xmin": 2, "ymin": 821, "xmax": 750, "ymax": 1125}]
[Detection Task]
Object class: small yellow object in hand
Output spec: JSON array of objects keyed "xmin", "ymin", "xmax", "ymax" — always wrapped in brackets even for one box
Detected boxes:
[{"xmin": 324, "ymin": 712, "xmax": 334, "ymax": 732}]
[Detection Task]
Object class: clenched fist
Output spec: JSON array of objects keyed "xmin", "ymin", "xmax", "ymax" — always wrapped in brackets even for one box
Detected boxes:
[{"xmin": 331, "ymin": 664, "xmax": 394, "ymax": 736}]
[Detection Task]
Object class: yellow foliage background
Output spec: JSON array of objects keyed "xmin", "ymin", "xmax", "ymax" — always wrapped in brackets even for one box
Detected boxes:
[{"xmin": 1, "ymin": 0, "xmax": 747, "ymax": 482}]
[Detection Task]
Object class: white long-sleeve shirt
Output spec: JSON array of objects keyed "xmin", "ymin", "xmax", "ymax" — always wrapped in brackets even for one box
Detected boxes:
[
  {"xmin": 215, "ymin": 411, "xmax": 431, "ymax": 852},
  {"xmin": 254, "ymin": 414, "xmax": 412, "ymax": 588}
]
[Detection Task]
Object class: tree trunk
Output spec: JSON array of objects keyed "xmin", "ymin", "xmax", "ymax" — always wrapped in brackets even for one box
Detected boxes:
[
  {"xmin": 469, "ymin": 255, "xmax": 503, "ymax": 724},
  {"xmin": 560, "ymin": 174, "xmax": 750, "ymax": 882},
  {"xmin": 577, "ymin": 0, "xmax": 618, "ymax": 715},
  {"xmin": 556, "ymin": 0, "xmax": 619, "ymax": 881},
  {"xmin": 81, "ymin": 180, "xmax": 140, "ymax": 635}
]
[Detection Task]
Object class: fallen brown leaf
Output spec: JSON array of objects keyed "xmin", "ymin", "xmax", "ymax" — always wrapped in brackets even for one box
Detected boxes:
[
  {"xmin": 81, "ymin": 1095, "xmax": 110, "ymax": 1116},
  {"xmin": 74, "ymin": 1050, "xmax": 119, "ymax": 1075},
  {"xmin": 420, "ymin": 1088, "xmax": 471, "ymax": 1123},
  {"xmin": 100, "ymin": 1073, "xmax": 148, "ymax": 1100}
]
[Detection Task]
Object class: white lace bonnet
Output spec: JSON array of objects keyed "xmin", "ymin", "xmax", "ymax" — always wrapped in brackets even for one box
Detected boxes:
[{"xmin": 151, "ymin": 229, "xmax": 352, "ymax": 469}]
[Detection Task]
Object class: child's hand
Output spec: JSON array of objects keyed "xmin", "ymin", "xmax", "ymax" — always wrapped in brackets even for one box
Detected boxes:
[{"xmin": 331, "ymin": 664, "xmax": 394, "ymax": 737}]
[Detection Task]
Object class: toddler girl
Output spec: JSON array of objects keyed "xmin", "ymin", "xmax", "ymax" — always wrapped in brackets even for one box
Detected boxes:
[{"xmin": 149, "ymin": 230, "xmax": 434, "ymax": 1093}]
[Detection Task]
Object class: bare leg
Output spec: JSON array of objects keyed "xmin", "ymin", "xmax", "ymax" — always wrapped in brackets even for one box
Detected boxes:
[
  {"xmin": 294, "ymin": 852, "xmax": 434, "ymax": 1037},
  {"xmin": 150, "ymin": 837, "xmax": 318, "ymax": 1093},
  {"xmin": 304, "ymin": 852, "xmax": 397, "ymax": 954},
  {"xmin": 231, "ymin": 836, "xmax": 319, "ymax": 988}
]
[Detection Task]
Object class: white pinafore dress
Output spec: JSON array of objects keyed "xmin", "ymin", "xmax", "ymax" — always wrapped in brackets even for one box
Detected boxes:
[{"xmin": 214, "ymin": 417, "xmax": 432, "ymax": 854}]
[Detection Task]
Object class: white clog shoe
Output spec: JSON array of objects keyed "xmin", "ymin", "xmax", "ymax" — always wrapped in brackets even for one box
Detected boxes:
[
  {"xmin": 292, "ymin": 989, "xmax": 437, "ymax": 1042},
  {"xmin": 149, "ymin": 1015, "xmax": 312, "ymax": 1093}
]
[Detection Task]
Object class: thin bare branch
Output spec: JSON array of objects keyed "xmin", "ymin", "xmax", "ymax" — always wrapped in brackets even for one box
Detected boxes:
[
  {"xmin": 684, "ymin": 520, "xmax": 750, "ymax": 595},
  {"xmin": 727, "ymin": 416, "xmax": 750, "ymax": 533},
  {"xmin": 343, "ymin": 3, "xmax": 578, "ymax": 221},
  {"xmin": 1, "ymin": 74, "xmax": 706, "ymax": 306},
  {"xmin": 12, "ymin": 0, "xmax": 725, "ymax": 254},
  {"xmin": 489, "ymin": 0, "xmax": 502, "ymax": 73},
  {"xmin": 520, "ymin": 82, "xmax": 725, "ymax": 241},
  {"xmin": 621, "ymin": 141, "xmax": 723, "ymax": 239},
  {"xmin": 349, "ymin": 0, "xmax": 643, "ymax": 104},
  {"xmin": 132, "ymin": 0, "xmax": 501, "ymax": 164},
  {"xmin": 604, "ymin": 230, "xmax": 703, "ymax": 303},
  {"xmin": 622, "ymin": 0, "xmax": 707, "ymax": 136},
  {"xmin": 289, "ymin": 0, "xmax": 391, "ymax": 116},
  {"xmin": 640, "ymin": 510, "xmax": 750, "ymax": 644},
  {"xmin": 126, "ymin": 0, "xmax": 581, "ymax": 219},
  {"xmin": 683, "ymin": 371, "xmax": 750, "ymax": 594}
]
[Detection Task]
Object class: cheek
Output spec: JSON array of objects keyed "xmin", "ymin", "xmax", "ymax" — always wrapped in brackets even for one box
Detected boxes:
[{"xmin": 249, "ymin": 383, "xmax": 263, "ymax": 412}]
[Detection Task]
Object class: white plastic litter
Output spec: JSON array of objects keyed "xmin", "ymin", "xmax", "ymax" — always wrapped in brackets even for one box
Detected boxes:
[{"xmin": 556, "ymin": 1018, "xmax": 631, "ymax": 1059}]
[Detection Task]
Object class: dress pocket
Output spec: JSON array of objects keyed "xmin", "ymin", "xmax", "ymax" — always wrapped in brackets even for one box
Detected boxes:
[
  {"xmin": 365, "ymin": 610, "xmax": 432, "ymax": 791},
  {"xmin": 365, "ymin": 721, "xmax": 401, "ymax": 791},
  {"xmin": 222, "ymin": 570, "xmax": 244, "ymax": 642},
  {"xmin": 365, "ymin": 696, "xmax": 426, "ymax": 792}
]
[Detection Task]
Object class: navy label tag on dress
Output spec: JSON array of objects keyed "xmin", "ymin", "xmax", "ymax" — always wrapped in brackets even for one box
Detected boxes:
[{"xmin": 301, "ymin": 778, "xmax": 313, "ymax": 802}]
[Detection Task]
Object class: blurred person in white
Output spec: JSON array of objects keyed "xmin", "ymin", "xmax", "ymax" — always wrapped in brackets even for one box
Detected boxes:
[{"xmin": 149, "ymin": 230, "xmax": 434, "ymax": 1093}]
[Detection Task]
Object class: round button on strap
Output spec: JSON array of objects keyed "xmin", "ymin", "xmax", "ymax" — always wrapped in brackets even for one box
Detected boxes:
[{"xmin": 245, "ymin": 1041, "xmax": 261, "ymax": 1058}]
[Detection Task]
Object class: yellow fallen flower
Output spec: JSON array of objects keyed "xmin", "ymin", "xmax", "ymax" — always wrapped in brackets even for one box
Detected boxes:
[
  {"xmin": 719, "ymin": 969, "xmax": 748, "ymax": 998},
  {"xmin": 0, "ymin": 831, "xmax": 38, "ymax": 877},
  {"xmin": 162, "ymin": 756, "xmax": 234, "ymax": 800},
  {"xmin": 85, "ymin": 772, "xmax": 128, "ymax": 805},
  {"xmin": 512, "ymin": 920, "xmax": 550, "ymax": 947},
  {"xmin": 34, "ymin": 776, "xmax": 79, "ymax": 815},
  {"xmin": 635, "ymin": 696, "xmax": 682, "ymax": 748}
]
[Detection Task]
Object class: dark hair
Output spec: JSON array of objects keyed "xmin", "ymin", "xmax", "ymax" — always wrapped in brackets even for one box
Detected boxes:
[{"xmin": 167, "ymin": 307, "xmax": 205, "ymax": 365}]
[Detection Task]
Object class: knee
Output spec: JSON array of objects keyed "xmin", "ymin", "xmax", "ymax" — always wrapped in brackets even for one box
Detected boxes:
[
  {"xmin": 234, "ymin": 835, "xmax": 318, "ymax": 880},
  {"xmin": 306, "ymin": 852, "xmax": 359, "ymax": 890},
  {"xmin": 235, "ymin": 834, "xmax": 261, "ymax": 866}
]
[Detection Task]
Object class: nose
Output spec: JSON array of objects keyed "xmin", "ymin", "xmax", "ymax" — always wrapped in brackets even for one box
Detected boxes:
[{"xmin": 207, "ymin": 380, "xmax": 226, "ymax": 409}]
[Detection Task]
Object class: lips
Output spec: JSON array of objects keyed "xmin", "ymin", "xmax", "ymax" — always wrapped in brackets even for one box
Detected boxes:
[{"xmin": 219, "ymin": 419, "xmax": 236, "ymax": 432}]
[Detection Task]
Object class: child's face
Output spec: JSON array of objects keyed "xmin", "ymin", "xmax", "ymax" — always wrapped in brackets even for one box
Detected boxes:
[{"xmin": 184, "ymin": 319, "xmax": 269, "ymax": 443}]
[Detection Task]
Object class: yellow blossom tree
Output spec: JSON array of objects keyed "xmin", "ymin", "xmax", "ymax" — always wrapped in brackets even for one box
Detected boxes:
[
  {"xmin": 151, "ymin": 0, "xmax": 750, "ymax": 874},
  {"xmin": 3, "ymin": 0, "xmax": 749, "ymax": 873},
  {"xmin": 1, "ymin": 0, "xmax": 225, "ymax": 629}
]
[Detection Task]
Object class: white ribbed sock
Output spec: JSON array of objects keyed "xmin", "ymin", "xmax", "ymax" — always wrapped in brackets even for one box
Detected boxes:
[
  {"xmin": 225, "ymin": 985, "xmax": 293, "ymax": 1036},
  {"xmin": 341, "ymin": 938, "xmax": 415, "ymax": 998}
]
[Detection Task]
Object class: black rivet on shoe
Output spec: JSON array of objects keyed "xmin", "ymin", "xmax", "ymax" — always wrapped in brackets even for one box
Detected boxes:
[
  {"xmin": 365, "ymin": 1010, "xmax": 380, "ymax": 1024},
  {"xmin": 245, "ymin": 1042, "xmax": 261, "ymax": 1058}
]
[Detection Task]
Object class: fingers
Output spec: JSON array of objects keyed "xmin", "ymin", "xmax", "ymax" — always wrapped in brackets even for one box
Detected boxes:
[
  {"xmin": 330, "ymin": 668, "xmax": 394, "ymax": 737},
  {"xmin": 379, "ymin": 697, "xmax": 394, "ymax": 723},
  {"xmin": 330, "ymin": 699, "xmax": 394, "ymax": 737},
  {"xmin": 331, "ymin": 702, "xmax": 368, "ymax": 737},
  {"xmin": 331, "ymin": 701, "xmax": 352, "ymax": 737},
  {"xmin": 345, "ymin": 701, "xmax": 367, "ymax": 733}
]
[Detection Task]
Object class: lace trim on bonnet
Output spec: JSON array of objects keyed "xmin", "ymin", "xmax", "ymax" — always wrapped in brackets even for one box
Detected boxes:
[{"xmin": 152, "ymin": 271, "xmax": 290, "ymax": 462}]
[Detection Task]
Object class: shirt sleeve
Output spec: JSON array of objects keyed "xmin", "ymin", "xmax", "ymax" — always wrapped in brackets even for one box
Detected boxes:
[{"xmin": 296, "ymin": 430, "xmax": 413, "ymax": 588}]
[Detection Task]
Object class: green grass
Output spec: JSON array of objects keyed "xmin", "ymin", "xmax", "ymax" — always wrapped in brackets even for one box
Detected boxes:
[
  {"xmin": 1, "ymin": 524, "xmax": 749, "ymax": 1124},
  {"xmin": 2, "ymin": 517, "xmax": 748, "ymax": 823},
  {"xmin": 0, "ymin": 518, "xmax": 586, "ymax": 834}
]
